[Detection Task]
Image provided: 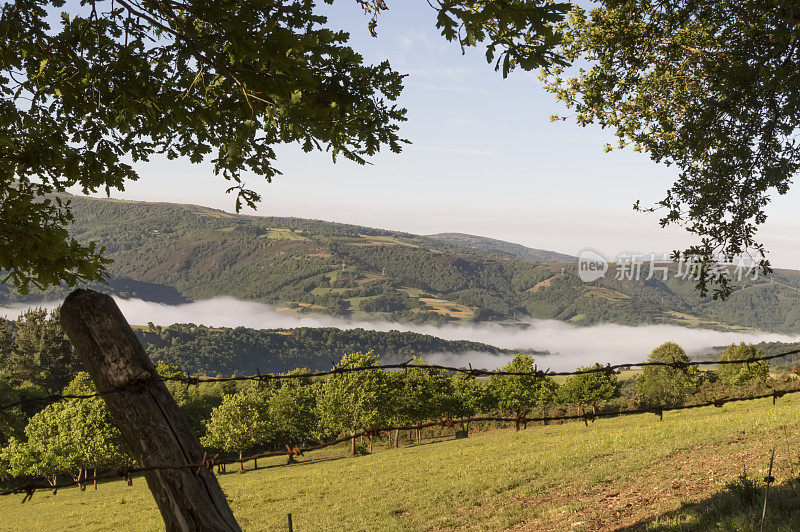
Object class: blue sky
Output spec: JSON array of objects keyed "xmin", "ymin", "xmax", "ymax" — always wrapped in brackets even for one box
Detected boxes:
[{"xmin": 84, "ymin": 1, "xmax": 800, "ymax": 268}]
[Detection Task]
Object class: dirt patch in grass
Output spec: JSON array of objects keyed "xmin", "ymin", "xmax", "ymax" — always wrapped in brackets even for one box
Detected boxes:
[{"xmin": 507, "ymin": 440, "xmax": 788, "ymax": 531}]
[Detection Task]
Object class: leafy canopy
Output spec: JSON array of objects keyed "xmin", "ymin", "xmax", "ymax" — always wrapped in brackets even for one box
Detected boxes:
[
  {"xmin": 201, "ymin": 386, "xmax": 273, "ymax": 454},
  {"xmin": 393, "ymin": 356, "xmax": 453, "ymax": 425},
  {"xmin": 544, "ymin": 1, "xmax": 800, "ymax": 297},
  {"xmin": 636, "ymin": 341, "xmax": 701, "ymax": 407},
  {"xmin": 1, "ymin": 372, "xmax": 129, "ymax": 481},
  {"xmin": 716, "ymin": 343, "xmax": 769, "ymax": 386},
  {"xmin": 1, "ymin": 0, "xmax": 568, "ymax": 294},
  {"xmin": 316, "ymin": 351, "xmax": 391, "ymax": 435},
  {"xmin": 558, "ymin": 363, "xmax": 619, "ymax": 408},
  {"xmin": 489, "ymin": 354, "xmax": 557, "ymax": 416}
]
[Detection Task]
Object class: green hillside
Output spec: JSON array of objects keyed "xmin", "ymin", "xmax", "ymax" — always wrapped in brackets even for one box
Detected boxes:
[{"xmin": 5, "ymin": 194, "xmax": 800, "ymax": 333}]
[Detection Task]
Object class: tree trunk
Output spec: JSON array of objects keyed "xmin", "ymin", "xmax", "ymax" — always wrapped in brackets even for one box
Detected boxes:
[
  {"xmin": 93, "ymin": 468, "xmax": 98, "ymax": 490},
  {"xmin": 60, "ymin": 289, "xmax": 241, "ymax": 531},
  {"xmin": 51, "ymin": 475, "xmax": 57, "ymax": 496},
  {"xmin": 239, "ymin": 451, "xmax": 243, "ymax": 472},
  {"xmin": 350, "ymin": 429, "xmax": 356, "ymax": 455},
  {"xmin": 253, "ymin": 457, "xmax": 258, "ymax": 470},
  {"xmin": 368, "ymin": 434, "xmax": 373, "ymax": 452},
  {"xmin": 78, "ymin": 468, "xmax": 85, "ymax": 491},
  {"xmin": 393, "ymin": 429, "xmax": 399, "ymax": 447}
]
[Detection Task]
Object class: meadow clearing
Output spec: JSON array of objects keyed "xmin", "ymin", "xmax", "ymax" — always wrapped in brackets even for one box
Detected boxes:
[{"xmin": 1, "ymin": 394, "xmax": 799, "ymax": 531}]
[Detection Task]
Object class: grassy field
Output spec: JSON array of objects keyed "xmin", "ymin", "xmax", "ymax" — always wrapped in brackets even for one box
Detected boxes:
[{"xmin": 2, "ymin": 396, "xmax": 800, "ymax": 531}]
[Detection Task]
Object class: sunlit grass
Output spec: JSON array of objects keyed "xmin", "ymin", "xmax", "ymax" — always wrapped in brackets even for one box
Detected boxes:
[{"xmin": 2, "ymin": 395, "xmax": 799, "ymax": 531}]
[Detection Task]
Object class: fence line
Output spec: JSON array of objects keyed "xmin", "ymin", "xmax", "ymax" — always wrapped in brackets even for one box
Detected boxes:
[
  {"xmin": 161, "ymin": 346, "xmax": 800, "ymax": 383},
  {"xmin": 0, "ymin": 390, "xmax": 123, "ymax": 412},
  {"xmin": 2, "ymin": 347, "xmax": 799, "ymax": 412},
  {"xmin": 3, "ymin": 384, "xmax": 800, "ymax": 500}
]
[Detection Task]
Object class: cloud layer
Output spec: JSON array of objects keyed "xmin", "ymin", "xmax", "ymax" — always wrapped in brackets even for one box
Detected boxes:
[{"xmin": 3, "ymin": 297, "xmax": 797, "ymax": 372}]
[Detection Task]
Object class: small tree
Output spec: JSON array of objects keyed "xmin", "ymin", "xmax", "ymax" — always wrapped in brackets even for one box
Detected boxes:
[
  {"xmin": 2, "ymin": 373, "xmax": 131, "ymax": 493},
  {"xmin": 717, "ymin": 343, "xmax": 770, "ymax": 386},
  {"xmin": 62, "ymin": 373, "xmax": 131, "ymax": 489},
  {"xmin": 637, "ymin": 342, "xmax": 702, "ymax": 408},
  {"xmin": 316, "ymin": 352, "xmax": 390, "ymax": 454},
  {"xmin": 449, "ymin": 372, "xmax": 486, "ymax": 436},
  {"xmin": 3, "ymin": 403, "xmax": 77, "ymax": 494},
  {"xmin": 558, "ymin": 364, "xmax": 620, "ymax": 414},
  {"xmin": 394, "ymin": 357, "xmax": 452, "ymax": 444},
  {"xmin": 201, "ymin": 386, "xmax": 272, "ymax": 471},
  {"xmin": 269, "ymin": 370, "xmax": 319, "ymax": 448},
  {"xmin": 489, "ymin": 355, "xmax": 557, "ymax": 430}
]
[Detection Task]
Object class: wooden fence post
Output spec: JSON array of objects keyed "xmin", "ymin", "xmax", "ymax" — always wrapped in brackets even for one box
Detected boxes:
[{"xmin": 60, "ymin": 289, "xmax": 241, "ymax": 532}]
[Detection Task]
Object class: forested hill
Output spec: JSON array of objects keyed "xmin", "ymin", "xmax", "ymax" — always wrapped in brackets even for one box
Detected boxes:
[
  {"xmin": 426, "ymin": 233, "xmax": 577, "ymax": 262},
  {"xmin": 134, "ymin": 323, "xmax": 533, "ymax": 375},
  {"xmin": 6, "ymin": 194, "xmax": 800, "ymax": 333}
]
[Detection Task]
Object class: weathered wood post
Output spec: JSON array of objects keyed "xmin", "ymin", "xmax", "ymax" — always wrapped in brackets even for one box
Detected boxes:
[{"xmin": 60, "ymin": 289, "xmax": 241, "ymax": 532}]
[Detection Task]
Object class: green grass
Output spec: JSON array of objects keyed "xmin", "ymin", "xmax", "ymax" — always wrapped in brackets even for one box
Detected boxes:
[{"xmin": 3, "ymin": 396, "xmax": 800, "ymax": 531}]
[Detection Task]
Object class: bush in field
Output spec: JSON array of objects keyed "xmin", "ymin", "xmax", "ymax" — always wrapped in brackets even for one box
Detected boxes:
[
  {"xmin": 558, "ymin": 364, "xmax": 620, "ymax": 414},
  {"xmin": 489, "ymin": 355, "xmax": 557, "ymax": 430},
  {"xmin": 717, "ymin": 343, "xmax": 770, "ymax": 386},
  {"xmin": 316, "ymin": 352, "xmax": 391, "ymax": 454},
  {"xmin": 201, "ymin": 386, "xmax": 273, "ymax": 470},
  {"xmin": 637, "ymin": 342, "xmax": 702, "ymax": 408}
]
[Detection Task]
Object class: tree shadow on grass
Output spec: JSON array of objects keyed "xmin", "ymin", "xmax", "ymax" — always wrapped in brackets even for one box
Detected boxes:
[
  {"xmin": 619, "ymin": 474, "xmax": 800, "ymax": 531},
  {"xmin": 226, "ymin": 454, "xmax": 349, "ymax": 475}
]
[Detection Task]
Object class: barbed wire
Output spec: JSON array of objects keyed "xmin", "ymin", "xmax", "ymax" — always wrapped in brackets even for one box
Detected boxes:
[
  {"xmin": 3, "ymin": 384, "xmax": 800, "ymax": 501},
  {"xmin": 2, "ymin": 347, "xmax": 799, "ymax": 412},
  {"xmin": 0, "ymin": 390, "xmax": 124, "ymax": 412},
  {"xmin": 159, "ymin": 346, "xmax": 800, "ymax": 384}
]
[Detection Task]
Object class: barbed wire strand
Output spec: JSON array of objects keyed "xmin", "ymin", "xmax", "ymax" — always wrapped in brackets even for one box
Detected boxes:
[
  {"xmin": 3, "ymin": 385, "xmax": 800, "ymax": 500},
  {"xmin": 2, "ymin": 347, "xmax": 799, "ymax": 412},
  {"xmin": 160, "ymin": 347, "xmax": 800, "ymax": 384}
]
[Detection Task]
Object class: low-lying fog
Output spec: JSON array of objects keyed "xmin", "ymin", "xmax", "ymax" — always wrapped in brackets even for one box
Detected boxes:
[{"xmin": 3, "ymin": 297, "xmax": 798, "ymax": 372}]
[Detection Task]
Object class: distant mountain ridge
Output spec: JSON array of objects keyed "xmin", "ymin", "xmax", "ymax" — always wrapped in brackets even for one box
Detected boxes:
[
  {"xmin": 427, "ymin": 233, "xmax": 576, "ymax": 262},
  {"xmin": 5, "ymin": 194, "xmax": 800, "ymax": 334}
]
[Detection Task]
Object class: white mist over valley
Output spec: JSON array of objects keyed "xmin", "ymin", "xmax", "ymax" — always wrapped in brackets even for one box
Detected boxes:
[{"xmin": 4, "ymin": 297, "xmax": 798, "ymax": 372}]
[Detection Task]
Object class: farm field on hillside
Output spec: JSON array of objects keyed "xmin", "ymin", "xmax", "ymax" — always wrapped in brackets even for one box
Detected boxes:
[{"xmin": 2, "ymin": 396, "xmax": 799, "ymax": 531}]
